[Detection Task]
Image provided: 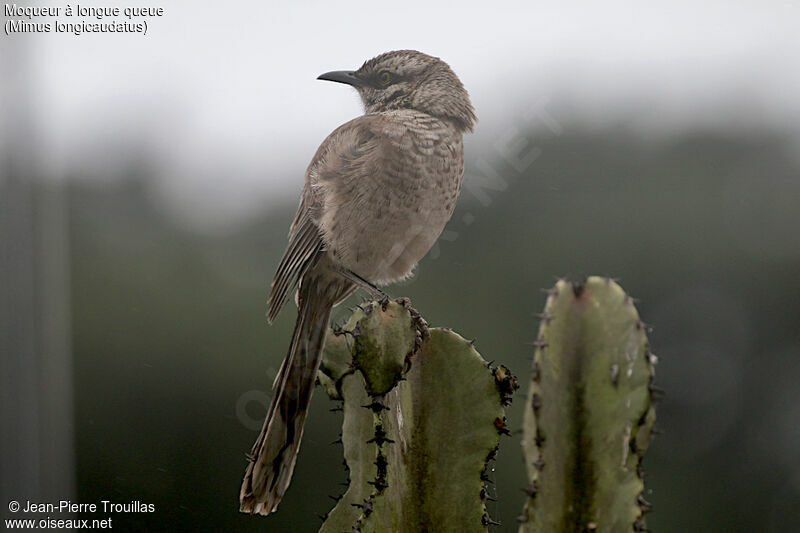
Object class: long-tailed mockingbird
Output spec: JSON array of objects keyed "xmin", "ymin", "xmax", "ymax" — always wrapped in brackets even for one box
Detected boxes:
[{"xmin": 240, "ymin": 49, "xmax": 476, "ymax": 515}]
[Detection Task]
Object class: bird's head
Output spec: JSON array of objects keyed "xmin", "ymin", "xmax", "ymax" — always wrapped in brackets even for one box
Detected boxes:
[{"xmin": 318, "ymin": 50, "xmax": 476, "ymax": 133}]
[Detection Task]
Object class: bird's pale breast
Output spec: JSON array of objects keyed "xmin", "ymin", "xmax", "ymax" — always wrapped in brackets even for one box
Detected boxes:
[{"xmin": 311, "ymin": 110, "xmax": 464, "ymax": 285}]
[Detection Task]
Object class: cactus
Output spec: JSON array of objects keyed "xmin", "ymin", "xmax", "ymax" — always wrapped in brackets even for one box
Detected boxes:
[
  {"xmin": 318, "ymin": 299, "xmax": 518, "ymax": 533},
  {"xmin": 518, "ymin": 277, "xmax": 657, "ymax": 533},
  {"xmin": 301, "ymin": 278, "xmax": 659, "ymax": 531}
]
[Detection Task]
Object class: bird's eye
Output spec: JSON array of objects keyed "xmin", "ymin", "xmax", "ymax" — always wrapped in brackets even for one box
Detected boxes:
[{"xmin": 378, "ymin": 71, "xmax": 392, "ymax": 86}]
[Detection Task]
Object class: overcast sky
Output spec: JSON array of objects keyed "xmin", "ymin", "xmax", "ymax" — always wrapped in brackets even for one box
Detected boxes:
[{"xmin": 4, "ymin": 0, "xmax": 799, "ymax": 228}]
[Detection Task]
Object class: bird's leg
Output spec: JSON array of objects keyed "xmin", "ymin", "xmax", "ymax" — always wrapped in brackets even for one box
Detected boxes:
[{"xmin": 335, "ymin": 267, "xmax": 390, "ymax": 302}]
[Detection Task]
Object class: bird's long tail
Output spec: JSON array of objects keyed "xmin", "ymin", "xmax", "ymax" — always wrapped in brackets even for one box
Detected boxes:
[{"xmin": 239, "ymin": 273, "xmax": 336, "ymax": 515}]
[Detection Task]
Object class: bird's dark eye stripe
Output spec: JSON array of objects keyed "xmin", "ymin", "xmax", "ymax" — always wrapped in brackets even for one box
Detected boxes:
[{"xmin": 383, "ymin": 90, "xmax": 404, "ymax": 104}]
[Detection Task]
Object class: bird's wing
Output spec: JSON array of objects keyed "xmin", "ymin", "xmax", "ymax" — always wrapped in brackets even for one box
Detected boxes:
[
  {"xmin": 266, "ymin": 115, "xmax": 384, "ymax": 322},
  {"xmin": 266, "ymin": 207, "xmax": 323, "ymax": 322}
]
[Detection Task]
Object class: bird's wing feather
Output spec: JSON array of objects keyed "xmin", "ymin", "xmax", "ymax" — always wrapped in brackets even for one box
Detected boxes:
[
  {"xmin": 266, "ymin": 115, "xmax": 384, "ymax": 322},
  {"xmin": 266, "ymin": 203, "xmax": 323, "ymax": 322}
]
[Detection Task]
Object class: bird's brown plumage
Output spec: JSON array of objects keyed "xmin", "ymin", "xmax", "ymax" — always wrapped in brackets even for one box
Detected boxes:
[{"xmin": 240, "ymin": 50, "xmax": 475, "ymax": 515}]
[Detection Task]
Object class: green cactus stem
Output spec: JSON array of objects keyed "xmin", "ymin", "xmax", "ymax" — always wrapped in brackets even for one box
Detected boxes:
[
  {"xmin": 518, "ymin": 277, "xmax": 657, "ymax": 533},
  {"xmin": 318, "ymin": 300, "xmax": 518, "ymax": 533}
]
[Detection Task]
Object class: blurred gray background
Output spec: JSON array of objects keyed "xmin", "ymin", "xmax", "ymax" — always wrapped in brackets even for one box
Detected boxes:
[{"xmin": 2, "ymin": 1, "xmax": 800, "ymax": 531}]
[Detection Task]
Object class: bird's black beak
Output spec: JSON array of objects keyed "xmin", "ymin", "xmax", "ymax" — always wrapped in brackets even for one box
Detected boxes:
[{"xmin": 317, "ymin": 70, "xmax": 364, "ymax": 87}]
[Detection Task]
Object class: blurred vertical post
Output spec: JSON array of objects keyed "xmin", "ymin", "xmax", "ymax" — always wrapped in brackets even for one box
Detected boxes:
[{"xmin": 0, "ymin": 36, "xmax": 75, "ymax": 509}]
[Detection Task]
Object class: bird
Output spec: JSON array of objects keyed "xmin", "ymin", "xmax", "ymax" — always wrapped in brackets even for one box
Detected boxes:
[{"xmin": 239, "ymin": 49, "xmax": 476, "ymax": 515}]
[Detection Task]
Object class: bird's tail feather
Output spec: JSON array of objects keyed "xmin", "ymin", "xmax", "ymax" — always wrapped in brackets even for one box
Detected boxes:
[{"xmin": 239, "ymin": 275, "xmax": 335, "ymax": 515}]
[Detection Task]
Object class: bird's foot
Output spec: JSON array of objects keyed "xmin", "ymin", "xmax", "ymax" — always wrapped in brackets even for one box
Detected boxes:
[{"xmin": 336, "ymin": 267, "xmax": 389, "ymax": 301}]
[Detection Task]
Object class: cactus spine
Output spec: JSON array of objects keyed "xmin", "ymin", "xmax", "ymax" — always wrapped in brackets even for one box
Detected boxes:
[{"xmin": 518, "ymin": 277, "xmax": 657, "ymax": 533}]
